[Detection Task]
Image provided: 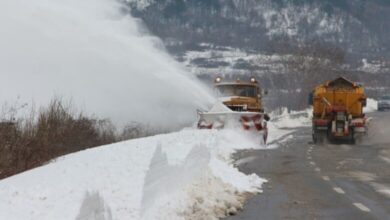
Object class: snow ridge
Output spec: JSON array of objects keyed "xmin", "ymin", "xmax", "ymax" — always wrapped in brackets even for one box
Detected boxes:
[
  {"xmin": 0, "ymin": 129, "xmax": 266, "ymax": 220},
  {"xmin": 0, "ymin": 110, "xmax": 311, "ymax": 219}
]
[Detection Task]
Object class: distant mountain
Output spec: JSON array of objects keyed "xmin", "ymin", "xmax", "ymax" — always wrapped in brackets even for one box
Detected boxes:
[
  {"xmin": 125, "ymin": 0, "xmax": 390, "ymax": 109},
  {"xmin": 126, "ymin": 0, "xmax": 390, "ymax": 61}
]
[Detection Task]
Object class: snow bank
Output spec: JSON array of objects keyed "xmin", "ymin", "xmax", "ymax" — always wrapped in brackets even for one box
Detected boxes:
[
  {"xmin": 364, "ymin": 98, "xmax": 377, "ymax": 113},
  {"xmin": 0, "ymin": 107, "xmax": 313, "ymax": 220},
  {"xmin": 0, "ymin": 129, "xmax": 266, "ymax": 220},
  {"xmin": 269, "ymin": 108, "xmax": 311, "ymax": 129},
  {"xmin": 262, "ymin": 108, "xmax": 311, "ymax": 148}
]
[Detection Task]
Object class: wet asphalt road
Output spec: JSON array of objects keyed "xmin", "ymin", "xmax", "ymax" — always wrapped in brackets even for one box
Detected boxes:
[{"xmin": 226, "ymin": 111, "xmax": 390, "ymax": 220}]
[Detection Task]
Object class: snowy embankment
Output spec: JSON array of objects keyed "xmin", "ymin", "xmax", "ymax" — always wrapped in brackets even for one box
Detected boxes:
[
  {"xmin": 364, "ymin": 98, "xmax": 378, "ymax": 113},
  {"xmin": 269, "ymin": 108, "xmax": 311, "ymax": 129},
  {"xmin": 0, "ymin": 111, "xmax": 309, "ymax": 220},
  {"xmin": 0, "ymin": 129, "xmax": 263, "ymax": 220},
  {"xmin": 265, "ymin": 108, "xmax": 311, "ymax": 147}
]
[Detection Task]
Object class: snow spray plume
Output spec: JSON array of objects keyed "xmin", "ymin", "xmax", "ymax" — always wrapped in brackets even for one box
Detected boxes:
[{"xmin": 0, "ymin": 0, "xmax": 214, "ymax": 130}]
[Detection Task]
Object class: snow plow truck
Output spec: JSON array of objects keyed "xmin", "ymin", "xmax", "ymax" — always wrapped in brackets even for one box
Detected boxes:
[
  {"xmin": 197, "ymin": 77, "xmax": 270, "ymax": 143},
  {"xmin": 309, "ymin": 77, "xmax": 368, "ymax": 144}
]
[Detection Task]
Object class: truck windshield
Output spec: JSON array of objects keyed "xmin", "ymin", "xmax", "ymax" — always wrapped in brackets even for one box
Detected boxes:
[{"xmin": 216, "ymin": 85, "xmax": 257, "ymax": 97}]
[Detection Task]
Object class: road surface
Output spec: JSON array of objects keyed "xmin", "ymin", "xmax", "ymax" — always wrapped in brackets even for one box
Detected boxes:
[{"xmin": 227, "ymin": 111, "xmax": 390, "ymax": 220}]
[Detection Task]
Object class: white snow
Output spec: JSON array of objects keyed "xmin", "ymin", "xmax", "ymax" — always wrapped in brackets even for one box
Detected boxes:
[
  {"xmin": 208, "ymin": 101, "xmax": 233, "ymax": 113},
  {"xmin": 182, "ymin": 45, "xmax": 288, "ymax": 77},
  {"xmin": 261, "ymin": 3, "xmax": 344, "ymax": 38},
  {"xmin": 364, "ymin": 98, "xmax": 378, "ymax": 113},
  {"xmin": 0, "ymin": 0, "xmax": 214, "ymax": 130},
  {"xmin": 262, "ymin": 108, "xmax": 312, "ymax": 148},
  {"xmin": 217, "ymin": 96, "xmax": 240, "ymax": 103},
  {"xmin": 0, "ymin": 108, "xmax": 308, "ymax": 220},
  {"xmin": 269, "ymin": 108, "xmax": 311, "ymax": 129},
  {"xmin": 0, "ymin": 129, "xmax": 267, "ymax": 220},
  {"xmin": 358, "ymin": 59, "xmax": 383, "ymax": 74}
]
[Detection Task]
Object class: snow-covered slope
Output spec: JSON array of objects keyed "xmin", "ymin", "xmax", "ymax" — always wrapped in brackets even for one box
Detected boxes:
[
  {"xmin": 128, "ymin": 0, "xmax": 390, "ymax": 60},
  {"xmin": 0, "ymin": 129, "xmax": 267, "ymax": 220},
  {"xmin": 0, "ymin": 109, "xmax": 312, "ymax": 219},
  {"xmin": 364, "ymin": 98, "xmax": 378, "ymax": 113}
]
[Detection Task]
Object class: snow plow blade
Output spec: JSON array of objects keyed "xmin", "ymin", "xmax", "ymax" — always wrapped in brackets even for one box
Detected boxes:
[
  {"xmin": 197, "ymin": 109, "xmax": 268, "ymax": 143},
  {"xmin": 197, "ymin": 77, "xmax": 270, "ymax": 144}
]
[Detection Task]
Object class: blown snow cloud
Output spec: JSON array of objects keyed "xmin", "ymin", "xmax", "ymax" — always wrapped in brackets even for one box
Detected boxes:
[{"xmin": 0, "ymin": 0, "xmax": 214, "ymax": 129}]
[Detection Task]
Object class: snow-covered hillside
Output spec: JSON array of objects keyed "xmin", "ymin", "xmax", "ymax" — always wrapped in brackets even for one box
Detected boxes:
[
  {"xmin": 364, "ymin": 98, "xmax": 378, "ymax": 113},
  {"xmin": 181, "ymin": 44, "xmax": 288, "ymax": 77},
  {"xmin": 0, "ymin": 110, "xmax": 311, "ymax": 220},
  {"xmin": 0, "ymin": 129, "xmax": 264, "ymax": 220},
  {"xmin": 127, "ymin": 0, "xmax": 390, "ymax": 60}
]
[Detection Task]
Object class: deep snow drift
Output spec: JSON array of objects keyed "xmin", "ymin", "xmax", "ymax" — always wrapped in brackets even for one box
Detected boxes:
[
  {"xmin": 0, "ymin": 0, "xmax": 214, "ymax": 129},
  {"xmin": 0, "ymin": 129, "xmax": 265, "ymax": 220},
  {"xmin": 269, "ymin": 108, "xmax": 311, "ymax": 129},
  {"xmin": 364, "ymin": 98, "xmax": 378, "ymax": 113},
  {"xmin": 0, "ymin": 110, "xmax": 310, "ymax": 220}
]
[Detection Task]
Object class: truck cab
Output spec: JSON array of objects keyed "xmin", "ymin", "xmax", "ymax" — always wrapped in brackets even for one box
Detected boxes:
[
  {"xmin": 214, "ymin": 77, "xmax": 265, "ymax": 113},
  {"xmin": 197, "ymin": 76, "xmax": 269, "ymax": 143}
]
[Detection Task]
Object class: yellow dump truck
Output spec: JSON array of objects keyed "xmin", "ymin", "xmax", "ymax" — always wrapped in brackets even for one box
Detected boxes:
[
  {"xmin": 197, "ymin": 77, "xmax": 270, "ymax": 143},
  {"xmin": 310, "ymin": 77, "xmax": 367, "ymax": 144}
]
